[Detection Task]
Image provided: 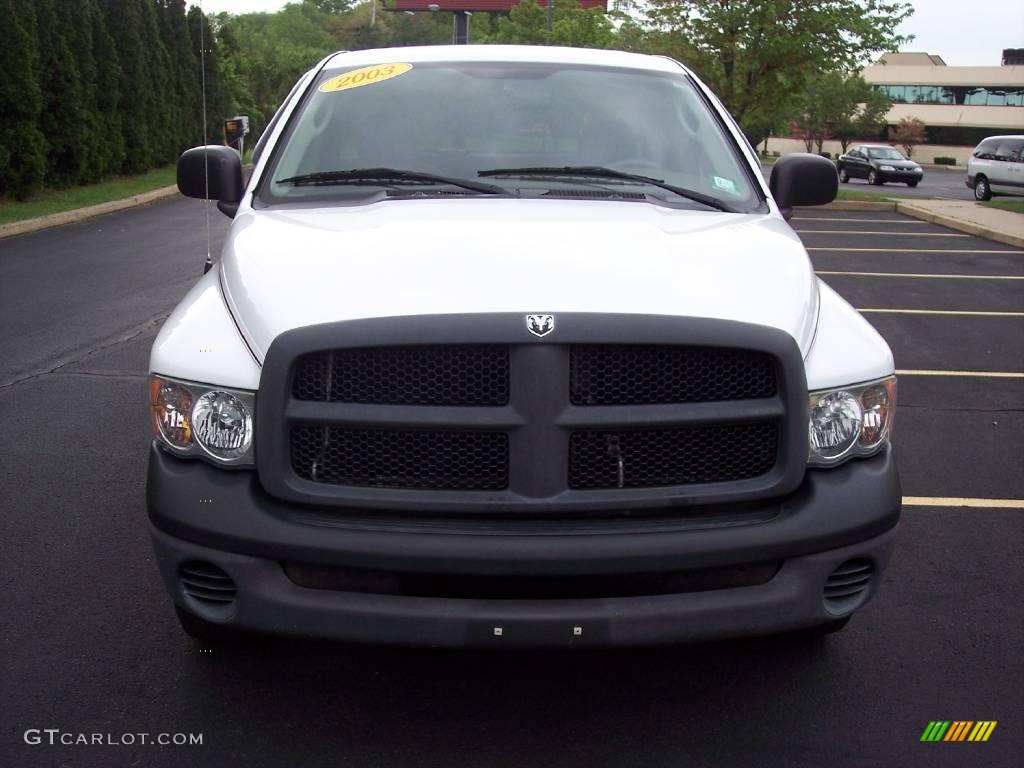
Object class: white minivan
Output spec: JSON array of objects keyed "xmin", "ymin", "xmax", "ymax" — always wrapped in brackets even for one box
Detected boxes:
[
  {"xmin": 148, "ymin": 45, "xmax": 899, "ymax": 647},
  {"xmin": 967, "ymin": 135, "xmax": 1024, "ymax": 200}
]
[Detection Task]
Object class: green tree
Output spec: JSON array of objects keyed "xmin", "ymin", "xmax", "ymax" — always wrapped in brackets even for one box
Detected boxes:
[
  {"xmin": 188, "ymin": 7, "xmax": 231, "ymax": 146},
  {"xmin": 829, "ymin": 77, "xmax": 891, "ymax": 152},
  {"xmin": 0, "ymin": 0, "xmax": 47, "ymax": 199},
  {"xmin": 92, "ymin": 0, "xmax": 125, "ymax": 175},
  {"xmin": 794, "ymin": 72, "xmax": 833, "ymax": 152},
  {"xmin": 138, "ymin": 0, "xmax": 176, "ymax": 163},
  {"xmin": 326, "ymin": 1, "xmax": 450, "ymax": 49},
  {"xmin": 642, "ymin": 0, "xmax": 913, "ymax": 146},
  {"xmin": 216, "ymin": 4, "xmax": 334, "ymax": 141},
  {"xmin": 36, "ymin": 0, "xmax": 90, "ymax": 187},
  {"xmin": 102, "ymin": 0, "xmax": 153, "ymax": 172},
  {"xmin": 489, "ymin": 0, "xmax": 550, "ymax": 44},
  {"xmin": 215, "ymin": 14, "xmax": 259, "ymax": 144},
  {"xmin": 797, "ymin": 71, "xmax": 891, "ymax": 153},
  {"xmin": 304, "ymin": 0, "xmax": 353, "ymax": 13},
  {"xmin": 157, "ymin": 0, "xmax": 200, "ymax": 156},
  {"xmin": 550, "ymin": 0, "xmax": 617, "ymax": 47},
  {"xmin": 62, "ymin": 0, "xmax": 106, "ymax": 183},
  {"xmin": 486, "ymin": 0, "xmax": 616, "ymax": 48}
]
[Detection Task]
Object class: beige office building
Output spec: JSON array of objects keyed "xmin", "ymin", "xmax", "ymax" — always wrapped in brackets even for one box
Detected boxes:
[{"xmin": 769, "ymin": 51, "xmax": 1024, "ymax": 165}]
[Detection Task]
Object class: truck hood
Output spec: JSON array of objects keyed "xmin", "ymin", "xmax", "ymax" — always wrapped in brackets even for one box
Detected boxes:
[{"xmin": 219, "ymin": 199, "xmax": 819, "ymax": 361}]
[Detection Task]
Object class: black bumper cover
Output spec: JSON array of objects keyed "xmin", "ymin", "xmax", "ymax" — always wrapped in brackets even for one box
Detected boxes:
[{"xmin": 147, "ymin": 445, "xmax": 901, "ymax": 646}]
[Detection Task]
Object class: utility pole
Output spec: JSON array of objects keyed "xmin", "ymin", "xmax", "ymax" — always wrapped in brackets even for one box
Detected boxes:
[
  {"xmin": 453, "ymin": 10, "xmax": 470, "ymax": 44},
  {"xmin": 370, "ymin": 0, "xmax": 376, "ymax": 27},
  {"xmin": 546, "ymin": 0, "xmax": 552, "ymax": 31}
]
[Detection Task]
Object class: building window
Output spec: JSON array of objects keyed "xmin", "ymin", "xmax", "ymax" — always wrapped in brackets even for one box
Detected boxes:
[{"xmin": 874, "ymin": 84, "xmax": 1024, "ymax": 106}]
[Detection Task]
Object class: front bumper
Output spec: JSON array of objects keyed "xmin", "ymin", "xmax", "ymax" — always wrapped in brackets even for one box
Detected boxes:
[
  {"xmin": 147, "ymin": 444, "xmax": 900, "ymax": 647},
  {"xmin": 879, "ymin": 169, "xmax": 923, "ymax": 182}
]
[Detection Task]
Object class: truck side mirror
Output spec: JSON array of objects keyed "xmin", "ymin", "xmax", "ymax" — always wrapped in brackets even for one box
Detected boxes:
[
  {"xmin": 769, "ymin": 153, "xmax": 838, "ymax": 220},
  {"xmin": 177, "ymin": 146, "xmax": 244, "ymax": 218}
]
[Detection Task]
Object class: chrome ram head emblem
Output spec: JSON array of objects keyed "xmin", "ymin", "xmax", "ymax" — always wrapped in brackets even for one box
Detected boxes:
[{"xmin": 526, "ymin": 314, "xmax": 555, "ymax": 338}]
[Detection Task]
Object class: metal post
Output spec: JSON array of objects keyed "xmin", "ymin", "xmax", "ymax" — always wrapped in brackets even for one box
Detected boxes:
[
  {"xmin": 454, "ymin": 11, "xmax": 469, "ymax": 44},
  {"xmin": 546, "ymin": 0, "xmax": 552, "ymax": 31}
]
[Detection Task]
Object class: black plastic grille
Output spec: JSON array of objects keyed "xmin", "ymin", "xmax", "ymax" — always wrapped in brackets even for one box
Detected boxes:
[
  {"xmin": 291, "ymin": 425, "xmax": 509, "ymax": 490},
  {"xmin": 283, "ymin": 561, "xmax": 781, "ymax": 599},
  {"xmin": 292, "ymin": 345, "xmax": 509, "ymax": 406},
  {"xmin": 570, "ymin": 345, "xmax": 776, "ymax": 405},
  {"xmin": 568, "ymin": 422, "xmax": 778, "ymax": 489}
]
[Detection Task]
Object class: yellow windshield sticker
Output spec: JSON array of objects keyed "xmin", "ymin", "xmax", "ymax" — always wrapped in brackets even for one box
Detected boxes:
[{"xmin": 319, "ymin": 63, "xmax": 413, "ymax": 93}]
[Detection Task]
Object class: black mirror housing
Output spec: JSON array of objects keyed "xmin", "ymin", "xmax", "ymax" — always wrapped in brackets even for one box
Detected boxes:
[
  {"xmin": 769, "ymin": 153, "xmax": 838, "ymax": 218},
  {"xmin": 177, "ymin": 146, "xmax": 243, "ymax": 216}
]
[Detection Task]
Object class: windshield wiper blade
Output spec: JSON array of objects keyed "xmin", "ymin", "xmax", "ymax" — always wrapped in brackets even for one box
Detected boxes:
[
  {"xmin": 478, "ymin": 166, "xmax": 736, "ymax": 212},
  {"xmin": 276, "ymin": 168, "xmax": 508, "ymax": 195}
]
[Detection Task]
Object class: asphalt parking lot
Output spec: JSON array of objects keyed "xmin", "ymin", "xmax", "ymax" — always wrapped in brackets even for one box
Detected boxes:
[{"xmin": 1, "ymin": 201, "xmax": 1021, "ymax": 767}]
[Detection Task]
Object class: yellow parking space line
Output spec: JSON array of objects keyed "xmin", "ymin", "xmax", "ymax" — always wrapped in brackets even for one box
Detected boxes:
[
  {"xmin": 858, "ymin": 308, "xmax": 1024, "ymax": 317},
  {"xmin": 808, "ymin": 247, "xmax": 1024, "ymax": 254},
  {"xmin": 792, "ymin": 217, "xmax": 930, "ymax": 224},
  {"xmin": 818, "ymin": 270, "xmax": 1024, "ymax": 280},
  {"xmin": 797, "ymin": 230, "xmax": 969, "ymax": 237},
  {"xmin": 903, "ymin": 497, "xmax": 1024, "ymax": 509},
  {"xmin": 896, "ymin": 369, "xmax": 1024, "ymax": 378}
]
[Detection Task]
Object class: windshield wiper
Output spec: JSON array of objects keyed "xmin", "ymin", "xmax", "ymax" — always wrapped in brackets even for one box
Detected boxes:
[
  {"xmin": 276, "ymin": 168, "xmax": 507, "ymax": 195},
  {"xmin": 478, "ymin": 166, "xmax": 737, "ymax": 212}
]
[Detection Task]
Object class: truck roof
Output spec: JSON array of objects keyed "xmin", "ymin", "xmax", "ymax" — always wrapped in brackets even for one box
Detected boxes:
[{"xmin": 322, "ymin": 45, "xmax": 689, "ymax": 76}]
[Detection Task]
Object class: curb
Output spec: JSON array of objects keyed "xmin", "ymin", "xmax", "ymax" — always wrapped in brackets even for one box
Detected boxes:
[
  {"xmin": 895, "ymin": 201, "xmax": 1024, "ymax": 249},
  {"xmin": 0, "ymin": 184, "xmax": 180, "ymax": 240}
]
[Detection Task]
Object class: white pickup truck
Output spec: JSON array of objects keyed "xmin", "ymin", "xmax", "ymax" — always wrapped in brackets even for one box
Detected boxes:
[{"xmin": 147, "ymin": 45, "xmax": 899, "ymax": 647}]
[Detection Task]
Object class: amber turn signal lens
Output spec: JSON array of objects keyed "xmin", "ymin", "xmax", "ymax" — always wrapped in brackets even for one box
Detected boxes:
[
  {"xmin": 859, "ymin": 378, "xmax": 896, "ymax": 448},
  {"xmin": 150, "ymin": 376, "xmax": 193, "ymax": 449}
]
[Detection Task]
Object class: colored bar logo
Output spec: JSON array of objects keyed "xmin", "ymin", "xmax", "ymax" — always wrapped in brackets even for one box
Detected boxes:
[{"xmin": 920, "ymin": 721, "xmax": 997, "ymax": 742}]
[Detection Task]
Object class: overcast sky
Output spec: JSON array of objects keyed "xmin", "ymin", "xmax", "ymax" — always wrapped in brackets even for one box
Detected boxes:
[{"xmin": 197, "ymin": 0, "xmax": 1021, "ymax": 66}]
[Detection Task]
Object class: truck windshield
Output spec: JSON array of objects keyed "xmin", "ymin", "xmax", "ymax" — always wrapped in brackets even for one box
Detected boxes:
[{"xmin": 260, "ymin": 60, "xmax": 762, "ymax": 211}]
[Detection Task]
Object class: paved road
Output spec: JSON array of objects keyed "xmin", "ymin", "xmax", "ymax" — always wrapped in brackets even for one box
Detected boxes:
[
  {"xmin": 763, "ymin": 163, "xmax": 974, "ymax": 200},
  {"xmin": 1, "ymin": 200, "xmax": 1022, "ymax": 768},
  {"xmin": 0, "ymin": 198, "xmax": 231, "ymax": 388}
]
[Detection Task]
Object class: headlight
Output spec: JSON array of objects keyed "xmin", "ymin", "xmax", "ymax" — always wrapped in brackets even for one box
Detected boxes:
[
  {"xmin": 149, "ymin": 376, "xmax": 255, "ymax": 466},
  {"xmin": 192, "ymin": 391, "xmax": 253, "ymax": 461},
  {"xmin": 808, "ymin": 376, "xmax": 896, "ymax": 467},
  {"xmin": 879, "ymin": 164, "xmax": 896, "ymax": 171}
]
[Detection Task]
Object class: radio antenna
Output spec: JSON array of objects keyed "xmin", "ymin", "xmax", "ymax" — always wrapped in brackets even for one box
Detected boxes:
[{"xmin": 199, "ymin": 0, "xmax": 213, "ymax": 274}]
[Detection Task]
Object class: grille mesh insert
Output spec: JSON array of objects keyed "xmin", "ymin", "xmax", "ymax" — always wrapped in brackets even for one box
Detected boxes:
[
  {"xmin": 292, "ymin": 345, "xmax": 510, "ymax": 406},
  {"xmin": 569, "ymin": 422, "xmax": 778, "ymax": 489},
  {"xmin": 570, "ymin": 345, "xmax": 776, "ymax": 405},
  {"xmin": 291, "ymin": 425, "xmax": 509, "ymax": 491}
]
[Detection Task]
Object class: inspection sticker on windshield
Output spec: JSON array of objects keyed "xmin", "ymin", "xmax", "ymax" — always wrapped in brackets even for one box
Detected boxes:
[
  {"xmin": 712, "ymin": 175, "xmax": 738, "ymax": 194},
  {"xmin": 319, "ymin": 63, "xmax": 413, "ymax": 93}
]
